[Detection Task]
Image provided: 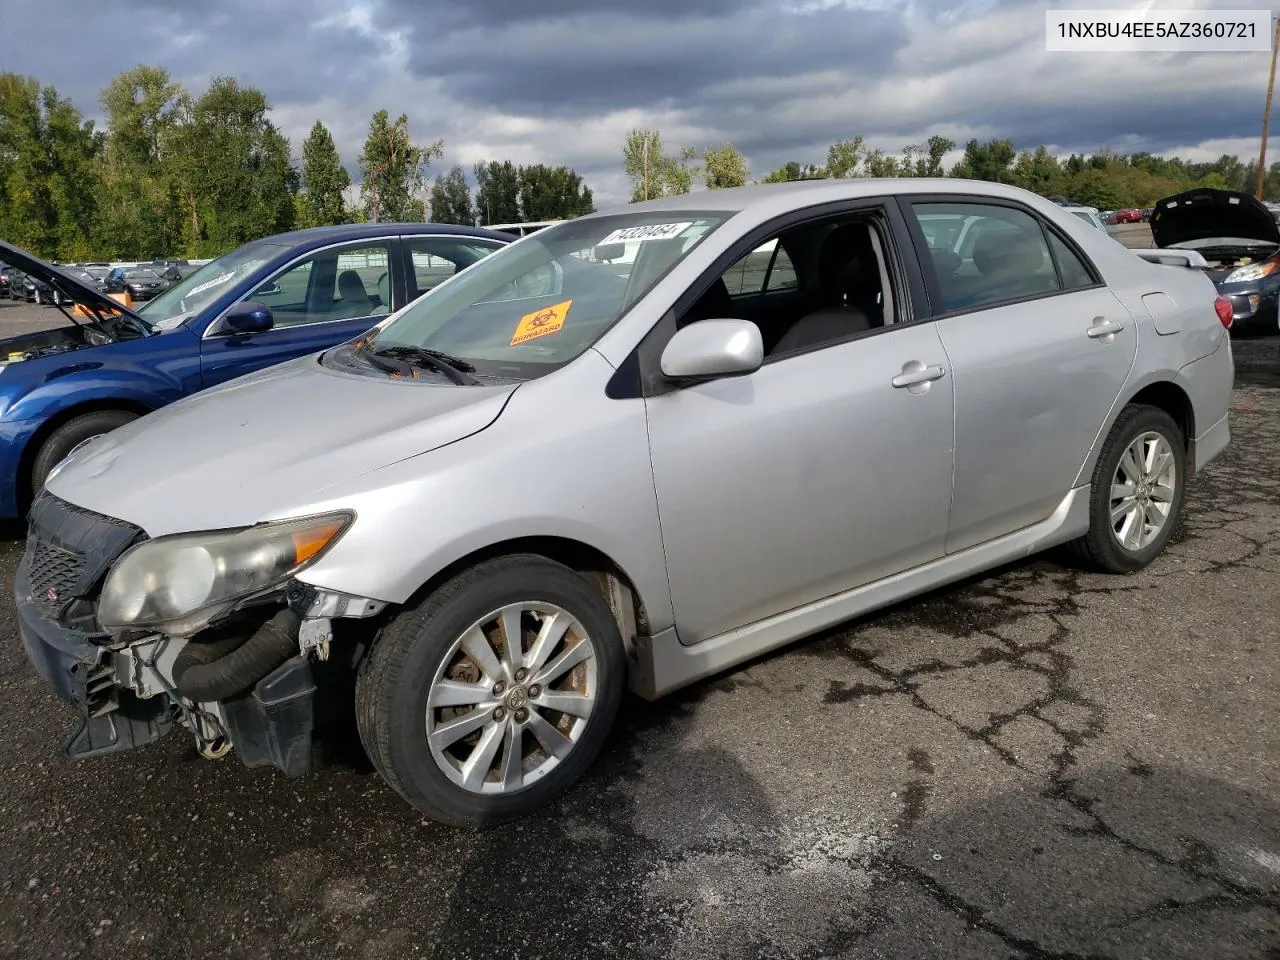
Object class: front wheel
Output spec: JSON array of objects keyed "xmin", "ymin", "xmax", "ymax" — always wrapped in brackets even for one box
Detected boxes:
[
  {"xmin": 1067, "ymin": 404, "xmax": 1186, "ymax": 573},
  {"xmin": 356, "ymin": 555, "xmax": 625, "ymax": 826},
  {"xmin": 31, "ymin": 409, "xmax": 140, "ymax": 494}
]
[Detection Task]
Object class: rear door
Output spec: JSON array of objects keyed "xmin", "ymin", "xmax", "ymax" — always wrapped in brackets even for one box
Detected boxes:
[
  {"xmin": 199, "ymin": 239, "xmax": 397, "ymax": 388},
  {"xmin": 902, "ymin": 197, "xmax": 1138, "ymax": 553}
]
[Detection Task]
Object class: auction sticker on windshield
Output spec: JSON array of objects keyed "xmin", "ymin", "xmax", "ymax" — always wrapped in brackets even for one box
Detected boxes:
[
  {"xmin": 187, "ymin": 272, "xmax": 236, "ymax": 297},
  {"xmin": 511, "ymin": 300, "xmax": 572, "ymax": 345},
  {"xmin": 598, "ymin": 222, "xmax": 694, "ymax": 245}
]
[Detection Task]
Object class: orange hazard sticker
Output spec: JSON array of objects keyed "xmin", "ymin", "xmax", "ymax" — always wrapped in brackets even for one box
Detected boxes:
[{"xmin": 510, "ymin": 300, "xmax": 572, "ymax": 345}]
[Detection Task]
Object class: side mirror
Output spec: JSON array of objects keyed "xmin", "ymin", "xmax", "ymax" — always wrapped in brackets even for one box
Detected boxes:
[
  {"xmin": 223, "ymin": 300, "xmax": 274, "ymax": 334},
  {"xmin": 594, "ymin": 243, "xmax": 625, "ymax": 262},
  {"xmin": 659, "ymin": 319, "xmax": 763, "ymax": 381}
]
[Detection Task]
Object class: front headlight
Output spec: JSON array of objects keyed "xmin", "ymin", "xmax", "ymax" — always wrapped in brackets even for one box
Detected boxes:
[
  {"xmin": 98, "ymin": 512, "xmax": 352, "ymax": 636},
  {"xmin": 1224, "ymin": 261, "xmax": 1279, "ymax": 284}
]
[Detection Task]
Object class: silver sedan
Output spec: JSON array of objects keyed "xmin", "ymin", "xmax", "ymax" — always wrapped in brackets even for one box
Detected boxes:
[{"xmin": 23, "ymin": 178, "xmax": 1234, "ymax": 826}]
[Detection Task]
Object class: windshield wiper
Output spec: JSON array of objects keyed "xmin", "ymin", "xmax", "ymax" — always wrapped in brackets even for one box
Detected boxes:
[{"xmin": 369, "ymin": 345, "xmax": 481, "ymax": 385}]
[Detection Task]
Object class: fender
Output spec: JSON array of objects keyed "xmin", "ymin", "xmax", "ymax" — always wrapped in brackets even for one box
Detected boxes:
[{"xmin": 1070, "ymin": 366, "xmax": 1191, "ymax": 489}]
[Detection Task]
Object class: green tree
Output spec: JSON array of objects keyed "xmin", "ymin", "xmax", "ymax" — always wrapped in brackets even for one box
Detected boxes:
[
  {"xmin": 474, "ymin": 160, "xmax": 521, "ymax": 224},
  {"xmin": 517, "ymin": 164, "xmax": 594, "ymax": 220},
  {"xmin": 917, "ymin": 135, "xmax": 954, "ymax": 177},
  {"xmin": 168, "ymin": 76, "xmax": 297, "ymax": 255},
  {"xmin": 622, "ymin": 129, "xmax": 696, "ymax": 200},
  {"xmin": 429, "ymin": 164, "xmax": 474, "ymax": 225},
  {"xmin": 300, "ymin": 120, "xmax": 350, "ymax": 228},
  {"xmin": 1011, "ymin": 145, "xmax": 1063, "ymax": 196},
  {"xmin": 97, "ymin": 65, "xmax": 184, "ymax": 258},
  {"xmin": 826, "ymin": 137, "xmax": 864, "ymax": 178},
  {"xmin": 0, "ymin": 74, "xmax": 56, "ymax": 253},
  {"xmin": 863, "ymin": 149, "xmax": 900, "ymax": 177},
  {"xmin": 759, "ymin": 160, "xmax": 823, "ymax": 183},
  {"xmin": 702, "ymin": 143, "xmax": 748, "ymax": 189},
  {"xmin": 358, "ymin": 110, "xmax": 442, "ymax": 222},
  {"xmin": 950, "ymin": 138, "xmax": 1016, "ymax": 183},
  {"xmin": 0, "ymin": 75, "xmax": 101, "ymax": 259}
]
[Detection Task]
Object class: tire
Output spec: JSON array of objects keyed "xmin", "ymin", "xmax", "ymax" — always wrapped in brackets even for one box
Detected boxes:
[
  {"xmin": 31, "ymin": 409, "xmax": 140, "ymax": 493},
  {"xmin": 32, "ymin": 289, "xmax": 40, "ymax": 305},
  {"xmin": 1066, "ymin": 404, "xmax": 1186, "ymax": 573},
  {"xmin": 356, "ymin": 554, "xmax": 625, "ymax": 826}
]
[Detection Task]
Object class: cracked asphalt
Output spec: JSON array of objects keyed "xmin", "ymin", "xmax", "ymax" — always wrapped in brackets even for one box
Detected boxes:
[{"xmin": 0, "ymin": 297, "xmax": 1276, "ymax": 959}]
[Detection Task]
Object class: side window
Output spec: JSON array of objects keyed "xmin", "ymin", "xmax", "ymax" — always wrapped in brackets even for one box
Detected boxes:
[
  {"xmin": 1047, "ymin": 231, "xmax": 1096, "ymax": 290},
  {"xmin": 677, "ymin": 213, "xmax": 895, "ymax": 355},
  {"xmin": 407, "ymin": 238, "xmax": 504, "ymax": 300},
  {"xmin": 245, "ymin": 243, "xmax": 392, "ymax": 329},
  {"xmin": 721, "ymin": 239, "xmax": 801, "ymax": 297},
  {"xmin": 765, "ymin": 246, "xmax": 799, "ymax": 292},
  {"xmin": 910, "ymin": 202, "xmax": 1058, "ymax": 313}
]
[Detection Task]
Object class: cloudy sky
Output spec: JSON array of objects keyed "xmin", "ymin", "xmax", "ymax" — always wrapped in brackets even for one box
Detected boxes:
[{"xmin": 5, "ymin": 0, "xmax": 1278, "ymax": 206}]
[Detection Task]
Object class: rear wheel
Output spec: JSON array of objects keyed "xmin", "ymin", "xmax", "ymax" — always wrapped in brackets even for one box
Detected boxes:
[
  {"xmin": 1067, "ymin": 404, "xmax": 1185, "ymax": 573},
  {"xmin": 356, "ymin": 554, "xmax": 625, "ymax": 826},
  {"xmin": 31, "ymin": 409, "xmax": 140, "ymax": 493}
]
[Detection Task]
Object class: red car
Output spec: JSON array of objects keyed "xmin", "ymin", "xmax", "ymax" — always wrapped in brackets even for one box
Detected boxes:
[{"xmin": 1114, "ymin": 208, "xmax": 1143, "ymax": 223}]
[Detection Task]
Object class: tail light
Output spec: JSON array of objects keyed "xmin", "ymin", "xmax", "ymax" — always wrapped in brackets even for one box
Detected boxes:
[{"xmin": 1213, "ymin": 296, "xmax": 1233, "ymax": 329}]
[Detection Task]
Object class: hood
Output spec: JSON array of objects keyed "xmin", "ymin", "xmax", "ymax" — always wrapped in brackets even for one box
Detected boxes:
[
  {"xmin": 0, "ymin": 241, "xmax": 149, "ymax": 326},
  {"xmin": 1151, "ymin": 189, "xmax": 1280, "ymax": 248},
  {"xmin": 46, "ymin": 356, "xmax": 519, "ymax": 535}
]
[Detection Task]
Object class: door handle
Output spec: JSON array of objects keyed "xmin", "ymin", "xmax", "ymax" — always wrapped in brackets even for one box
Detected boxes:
[
  {"xmin": 891, "ymin": 362, "xmax": 947, "ymax": 389},
  {"xmin": 1087, "ymin": 317, "xmax": 1125, "ymax": 339}
]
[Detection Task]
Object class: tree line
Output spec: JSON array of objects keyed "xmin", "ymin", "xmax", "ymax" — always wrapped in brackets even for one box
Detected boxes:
[
  {"xmin": 622, "ymin": 128, "xmax": 1280, "ymax": 210},
  {"xmin": 5, "ymin": 64, "xmax": 1280, "ymax": 263},
  {"xmin": 0, "ymin": 66, "xmax": 595, "ymax": 261}
]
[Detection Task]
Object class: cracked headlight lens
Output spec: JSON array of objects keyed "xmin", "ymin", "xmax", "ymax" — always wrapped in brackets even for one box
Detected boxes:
[{"xmin": 98, "ymin": 512, "xmax": 352, "ymax": 636}]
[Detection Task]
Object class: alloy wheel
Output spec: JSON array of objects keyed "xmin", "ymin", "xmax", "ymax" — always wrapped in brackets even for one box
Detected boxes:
[
  {"xmin": 425, "ymin": 602, "xmax": 598, "ymax": 795},
  {"xmin": 1109, "ymin": 430, "xmax": 1177, "ymax": 551}
]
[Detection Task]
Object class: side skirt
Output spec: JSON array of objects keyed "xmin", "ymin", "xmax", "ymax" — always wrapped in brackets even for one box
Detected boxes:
[{"xmin": 628, "ymin": 485, "xmax": 1091, "ymax": 701}]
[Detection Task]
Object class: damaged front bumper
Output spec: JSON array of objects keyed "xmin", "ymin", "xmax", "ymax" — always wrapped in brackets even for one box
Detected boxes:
[{"xmin": 16, "ymin": 492, "xmax": 385, "ymax": 778}]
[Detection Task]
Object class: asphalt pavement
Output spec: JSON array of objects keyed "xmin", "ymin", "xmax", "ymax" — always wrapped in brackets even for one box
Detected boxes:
[{"xmin": 0, "ymin": 297, "xmax": 1276, "ymax": 960}]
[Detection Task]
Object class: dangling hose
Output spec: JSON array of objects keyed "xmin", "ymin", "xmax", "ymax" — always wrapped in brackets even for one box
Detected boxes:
[{"xmin": 172, "ymin": 609, "xmax": 300, "ymax": 702}]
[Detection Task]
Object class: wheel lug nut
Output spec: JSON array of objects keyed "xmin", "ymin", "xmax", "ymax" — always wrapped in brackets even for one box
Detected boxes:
[
  {"xmin": 528, "ymin": 684, "xmax": 541, "ymax": 698},
  {"xmin": 514, "ymin": 668, "xmax": 528, "ymax": 682},
  {"xmin": 514, "ymin": 708, "xmax": 528, "ymax": 723},
  {"xmin": 493, "ymin": 707, "xmax": 506, "ymax": 722},
  {"xmin": 492, "ymin": 681, "xmax": 506, "ymax": 695}
]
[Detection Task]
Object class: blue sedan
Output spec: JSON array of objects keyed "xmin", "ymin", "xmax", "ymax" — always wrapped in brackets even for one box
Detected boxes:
[{"xmin": 0, "ymin": 223, "xmax": 512, "ymax": 517}]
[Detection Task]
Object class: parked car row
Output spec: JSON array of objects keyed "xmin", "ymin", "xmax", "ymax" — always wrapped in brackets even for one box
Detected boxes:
[
  {"xmin": 0, "ymin": 258, "xmax": 206, "ymax": 308},
  {"xmin": 4, "ymin": 181, "xmax": 1237, "ymax": 828}
]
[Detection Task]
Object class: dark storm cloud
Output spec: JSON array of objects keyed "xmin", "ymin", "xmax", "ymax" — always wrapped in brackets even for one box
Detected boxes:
[
  {"xmin": 376, "ymin": 2, "xmax": 909, "ymax": 115},
  {"xmin": 0, "ymin": 0, "xmax": 1272, "ymax": 205},
  {"xmin": 2, "ymin": 0, "xmax": 382, "ymax": 113}
]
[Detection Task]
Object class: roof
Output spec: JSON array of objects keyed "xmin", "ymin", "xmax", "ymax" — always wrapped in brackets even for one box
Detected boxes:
[
  {"xmin": 256, "ymin": 221, "xmax": 513, "ymax": 245},
  {"xmin": 593, "ymin": 178, "xmax": 1054, "ymax": 219}
]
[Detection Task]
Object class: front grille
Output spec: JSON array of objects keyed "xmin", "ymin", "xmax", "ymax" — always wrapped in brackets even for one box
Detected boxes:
[
  {"xmin": 28, "ymin": 538, "xmax": 87, "ymax": 608},
  {"xmin": 20, "ymin": 493, "xmax": 147, "ymax": 631}
]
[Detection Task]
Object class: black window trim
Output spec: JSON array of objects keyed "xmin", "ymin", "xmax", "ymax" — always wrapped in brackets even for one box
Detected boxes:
[
  {"xmin": 608, "ymin": 195, "xmax": 933, "ymax": 400},
  {"xmin": 895, "ymin": 193, "xmax": 1106, "ymax": 322}
]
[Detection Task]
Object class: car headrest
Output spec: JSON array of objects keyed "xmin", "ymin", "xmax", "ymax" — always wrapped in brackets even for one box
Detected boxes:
[
  {"xmin": 972, "ymin": 229, "xmax": 1042, "ymax": 276},
  {"xmin": 818, "ymin": 225, "xmax": 880, "ymax": 300}
]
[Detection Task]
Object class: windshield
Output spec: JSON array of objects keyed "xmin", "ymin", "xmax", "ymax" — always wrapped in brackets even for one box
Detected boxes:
[
  {"xmin": 139, "ymin": 239, "xmax": 290, "ymax": 330},
  {"xmin": 335, "ymin": 212, "xmax": 727, "ymax": 380},
  {"xmin": 125, "ymin": 268, "xmax": 161, "ymax": 280}
]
